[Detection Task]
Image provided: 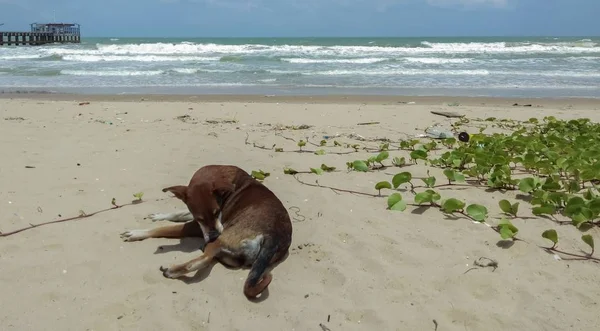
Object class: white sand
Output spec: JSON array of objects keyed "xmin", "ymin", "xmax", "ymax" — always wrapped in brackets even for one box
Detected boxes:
[{"xmin": 1, "ymin": 95, "xmax": 600, "ymax": 331}]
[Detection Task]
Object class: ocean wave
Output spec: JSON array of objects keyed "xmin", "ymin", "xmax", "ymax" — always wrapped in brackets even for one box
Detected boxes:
[
  {"xmin": 281, "ymin": 57, "xmax": 387, "ymax": 64},
  {"xmin": 83, "ymin": 42, "xmax": 600, "ymax": 57},
  {"xmin": 61, "ymin": 54, "xmax": 220, "ymax": 62},
  {"xmin": 61, "ymin": 70, "xmax": 165, "ymax": 76},
  {"xmin": 403, "ymin": 57, "xmax": 473, "ymax": 64},
  {"xmin": 310, "ymin": 69, "xmax": 491, "ymax": 76}
]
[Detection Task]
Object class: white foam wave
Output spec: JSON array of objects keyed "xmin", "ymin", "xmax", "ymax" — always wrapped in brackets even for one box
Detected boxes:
[
  {"xmin": 281, "ymin": 57, "xmax": 387, "ymax": 64},
  {"xmin": 66, "ymin": 41, "xmax": 600, "ymax": 57},
  {"xmin": 62, "ymin": 54, "xmax": 220, "ymax": 62},
  {"xmin": 404, "ymin": 57, "xmax": 472, "ymax": 64},
  {"xmin": 172, "ymin": 68, "xmax": 199, "ymax": 74},
  {"xmin": 308, "ymin": 68, "xmax": 600, "ymax": 78},
  {"xmin": 61, "ymin": 70, "xmax": 164, "ymax": 76},
  {"xmin": 0, "ymin": 54, "xmax": 46, "ymax": 60},
  {"xmin": 310, "ymin": 69, "xmax": 490, "ymax": 76}
]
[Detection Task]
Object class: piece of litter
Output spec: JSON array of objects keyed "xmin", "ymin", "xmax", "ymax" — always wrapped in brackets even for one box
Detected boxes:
[
  {"xmin": 62, "ymin": 270, "xmax": 67, "ymax": 274},
  {"xmin": 553, "ymin": 254, "xmax": 562, "ymax": 261},
  {"xmin": 8, "ymin": 201, "xmax": 12, "ymax": 204}
]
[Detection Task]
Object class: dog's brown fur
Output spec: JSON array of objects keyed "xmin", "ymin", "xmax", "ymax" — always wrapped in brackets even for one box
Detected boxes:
[{"xmin": 121, "ymin": 165, "xmax": 292, "ymax": 300}]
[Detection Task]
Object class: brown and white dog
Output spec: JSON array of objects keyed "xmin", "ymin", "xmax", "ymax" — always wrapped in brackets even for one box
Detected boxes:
[{"xmin": 120, "ymin": 165, "xmax": 293, "ymax": 300}]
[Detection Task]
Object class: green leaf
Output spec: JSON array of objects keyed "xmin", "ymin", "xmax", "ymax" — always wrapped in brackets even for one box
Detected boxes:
[
  {"xmin": 297, "ymin": 140, "xmax": 306, "ymax": 147},
  {"xmin": 498, "ymin": 199, "xmax": 512, "ymax": 214},
  {"xmin": 392, "ymin": 172, "xmax": 412, "ymax": 188},
  {"xmin": 499, "ymin": 199, "xmax": 519, "ymax": 216},
  {"xmin": 251, "ymin": 170, "xmax": 269, "ymax": 180},
  {"xmin": 310, "ymin": 167, "xmax": 324, "ymax": 175},
  {"xmin": 314, "ymin": 149, "xmax": 326, "ymax": 155},
  {"xmin": 392, "ymin": 157, "xmax": 406, "ymax": 167},
  {"xmin": 498, "ymin": 219, "xmax": 519, "ymax": 239},
  {"xmin": 133, "ymin": 192, "xmax": 144, "ymax": 201},
  {"xmin": 410, "ymin": 150, "xmax": 428, "ymax": 161},
  {"xmin": 532, "ymin": 204, "xmax": 556, "ymax": 216},
  {"xmin": 320, "ymin": 164, "xmax": 336, "ymax": 172},
  {"xmin": 413, "ymin": 190, "xmax": 441, "ymax": 205},
  {"xmin": 500, "ymin": 226, "xmax": 515, "ymax": 240},
  {"xmin": 320, "ymin": 140, "xmax": 327, "ymax": 146},
  {"xmin": 542, "ymin": 229, "xmax": 559, "ymax": 247},
  {"xmin": 352, "ymin": 160, "xmax": 369, "ymax": 172},
  {"xmin": 466, "ymin": 204, "xmax": 488, "ymax": 222},
  {"xmin": 518, "ymin": 177, "xmax": 538, "ymax": 193},
  {"xmin": 387, "ymin": 193, "xmax": 407, "ymax": 211},
  {"xmin": 375, "ymin": 181, "xmax": 392, "ymax": 191},
  {"xmin": 283, "ymin": 167, "xmax": 298, "ymax": 175},
  {"xmin": 443, "ymin": 169, "xmax": 455, "ymax": 181},
  {"xmin": 422, "ymin": 176, "xmax": 436, "ymax": 188},
  {"xmin": 582, "ymin": 234, "xmax": 595, "ymax": 253},
  {"xmin": 440, "ymin": 198, "xmax": 465, "ymax": 213},
  {"xmin": 375, "ymin": 151, "xmax": 389, "ymax": 163}
]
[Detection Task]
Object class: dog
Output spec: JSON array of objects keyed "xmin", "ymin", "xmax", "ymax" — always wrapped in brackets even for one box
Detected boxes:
[{"xmin": 120, "ymin": 165, "xmax": 293, "ymax": 300}]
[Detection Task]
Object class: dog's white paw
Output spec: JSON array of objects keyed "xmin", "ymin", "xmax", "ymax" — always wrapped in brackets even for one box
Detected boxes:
[
  {"xmin": 159, "ymin": 265, "xmax": 185, "ymax": 279},
  {"xmin": 120, "ymin": 229, "xmax": 151, "ymax": 242},
  {"xmin": 148, "ymin": 213, "xmax": 170, "ymax": 222}
]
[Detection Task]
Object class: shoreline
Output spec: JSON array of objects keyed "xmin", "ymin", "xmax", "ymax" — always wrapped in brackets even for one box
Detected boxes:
[{"xmin": 2, "ymin": 92, "xmax": 600, "ymax": 108}]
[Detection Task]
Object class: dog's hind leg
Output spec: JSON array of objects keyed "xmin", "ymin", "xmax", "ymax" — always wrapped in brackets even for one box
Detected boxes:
[
  {"xmin": 120, "ymin": 221, "xmax": 203, "ymax": 242},
  {"xmin": 148, "ymin": 209, "xmax": 193, "ymax": 222},
  {"xmin": 160, "ymin": 240, "xmax": 222, "ymax": 278}
]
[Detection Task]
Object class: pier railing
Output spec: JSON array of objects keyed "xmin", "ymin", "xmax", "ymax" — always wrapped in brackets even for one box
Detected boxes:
[{"xmin": 1, "ymin": 23, "xmax": 81, "ymax": 46}]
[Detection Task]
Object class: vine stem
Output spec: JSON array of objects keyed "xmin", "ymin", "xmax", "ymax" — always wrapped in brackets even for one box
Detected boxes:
[
  {"xmin": 543, "ymin": 247, "xmax": 600, "ymax": 262},
  {"xmin": 0, "ymin": 198, "xmax": 166, "ymax": 238}
]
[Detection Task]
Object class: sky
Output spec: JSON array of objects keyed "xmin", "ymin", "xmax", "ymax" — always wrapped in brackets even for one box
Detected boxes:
[{"xmin": 0, "ymin": 0, "xmax": 599, "ymax": 37}]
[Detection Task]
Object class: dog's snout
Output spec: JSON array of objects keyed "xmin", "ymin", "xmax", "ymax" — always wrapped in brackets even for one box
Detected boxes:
[{"xmin": 207, "ymin": 229, "xmax": 220, "ymax": 243}]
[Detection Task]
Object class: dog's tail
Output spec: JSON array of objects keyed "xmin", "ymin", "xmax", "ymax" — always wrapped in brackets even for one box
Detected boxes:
[{"xmin": 243, "ymin": 236, "xmax": 278, "ymax": 299}]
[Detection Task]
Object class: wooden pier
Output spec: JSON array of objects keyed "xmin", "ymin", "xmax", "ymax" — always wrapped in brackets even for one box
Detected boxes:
[{"xmin": 1, "ymin": 23, "xmax": 80, "ymax": 46}]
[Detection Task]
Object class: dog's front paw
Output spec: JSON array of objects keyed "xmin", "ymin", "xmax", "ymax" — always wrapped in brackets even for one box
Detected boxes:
[
  {"xmin": 120, "ymin": 229, "xmax": 150, "ymax": 242},
  {"xmin": 159, "ymin": 265, "xmax": 185, "ymax": 279},
  {"xmin": 148, "ymin": 213, "xmax": 172, "ymax": 222},
  {"xmin": 148, "ymin": 213, "xmax": 167, "ymax": 222}
]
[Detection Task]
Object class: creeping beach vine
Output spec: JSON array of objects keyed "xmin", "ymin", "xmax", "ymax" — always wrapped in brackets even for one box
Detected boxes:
[{"xmin": 248, "ymin": 114, "xmax": 600, "ymax": 263}]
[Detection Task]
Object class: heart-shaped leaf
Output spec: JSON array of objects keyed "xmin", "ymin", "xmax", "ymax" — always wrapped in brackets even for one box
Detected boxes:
[
  {"xmin": 441, "ymin": 198, "xmax": 465, "ymax": 213},
  {"xmin": 352, "ymin": 160, "xmax": 369, "ymax": 172},
  {"xmin": 387, "ymin": 193, "xmax": 407, "ymax": 211},
  {"xmin": 392, "ymin": 172, "xmax": 412, "ymax": 188},
  {"xmin": 375, "ymin": 181, "xmax": 392, "ymax": 191},
  {"xmin": 542, "ymin": 229, "xmax": 559, "ymax": 247},
  {"xmin": 582, "ymin": 234, "xmax": 595, "ymax": 254},
  {"xmin": 466, "ymin": 204, "xmax": 488, "ymax": 222}
]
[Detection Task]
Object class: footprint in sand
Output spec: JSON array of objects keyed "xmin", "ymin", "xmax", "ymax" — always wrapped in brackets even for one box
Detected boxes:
[{"xmin": 142, "ymin": 269, "xmax": 162, "ymax": 285}]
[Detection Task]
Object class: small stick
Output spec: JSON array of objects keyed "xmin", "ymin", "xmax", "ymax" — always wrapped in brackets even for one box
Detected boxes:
[{"xmin": 319, "ymin": 323, "xmax": 331, "ymax": 331}]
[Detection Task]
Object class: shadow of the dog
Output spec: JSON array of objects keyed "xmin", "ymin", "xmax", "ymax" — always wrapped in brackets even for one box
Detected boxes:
[{"xmin": 154, "ymin": 237, "xmax": 206, "ymax": 254}]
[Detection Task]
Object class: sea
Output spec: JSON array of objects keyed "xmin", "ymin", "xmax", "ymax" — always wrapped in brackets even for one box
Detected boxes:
[{"xmin": 0, "ymin": 37, "xmax": 599, "ymax": 98}]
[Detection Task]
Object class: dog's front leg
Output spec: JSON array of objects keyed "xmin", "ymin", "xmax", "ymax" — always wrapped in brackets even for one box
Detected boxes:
[
  {"xmin": 148, "ymin": 209, "xmax": 193, "ymax": 222},
  {"xmin": 120, "ymin": 221, "xmax": 202, "ymax": 242},
  {"xmin": 160, "ymin": 240, "xmax": 222, "ymax": 278}
]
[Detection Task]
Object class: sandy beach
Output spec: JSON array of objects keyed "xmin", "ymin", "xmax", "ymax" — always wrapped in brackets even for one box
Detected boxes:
[{"xmin": 1, "ymin": 93, "xmax": 600, "ymax": 331}]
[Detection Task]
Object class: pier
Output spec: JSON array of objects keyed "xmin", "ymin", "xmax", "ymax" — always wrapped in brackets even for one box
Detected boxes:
[{"xmin": 1, "ymin": 23, "xmax": 80, "ymax": 46}]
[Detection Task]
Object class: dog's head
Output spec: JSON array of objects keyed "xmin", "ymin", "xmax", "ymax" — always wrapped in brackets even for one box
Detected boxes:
[{"xmin": 162, "ymin": 180, "xmax": 235, "ymax": 243}]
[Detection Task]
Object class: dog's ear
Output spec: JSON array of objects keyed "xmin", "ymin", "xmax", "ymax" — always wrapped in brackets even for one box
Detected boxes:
[
  {"xmin": 162, "ymin": 185, "xmax": 188, "ymax": 202},
  {"xmin": 212, "ymin": 181, "xmax": 235, "ymax": 204}
]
